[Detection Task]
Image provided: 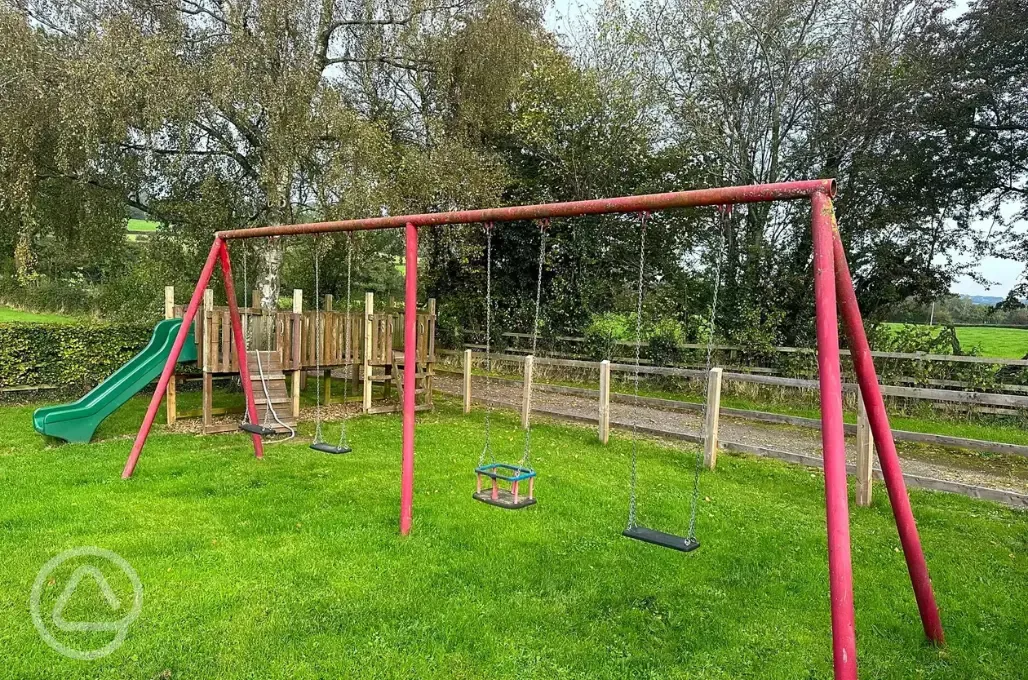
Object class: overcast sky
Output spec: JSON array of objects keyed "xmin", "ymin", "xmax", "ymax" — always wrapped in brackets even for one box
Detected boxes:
[{"xmin": 543, "ymin": 0, "xmax": 1024, "ymax": 298}]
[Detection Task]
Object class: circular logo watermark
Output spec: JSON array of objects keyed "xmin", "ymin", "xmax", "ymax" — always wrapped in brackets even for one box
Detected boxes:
[{"xmin": 30, "ymin": 547, "xmax": 143, "ymax": 660}]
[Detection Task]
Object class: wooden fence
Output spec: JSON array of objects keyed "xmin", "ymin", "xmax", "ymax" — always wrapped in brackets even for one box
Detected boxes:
[{"xmin": 442, "ymin": 349, "xmax": 1028, "ymax": 508}]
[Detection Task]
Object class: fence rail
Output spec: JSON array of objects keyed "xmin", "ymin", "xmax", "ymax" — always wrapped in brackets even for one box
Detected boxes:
[
  {"xmin": 442, "ymin": 349, "xmax": 1028, "ymax": 410},
  {"xmin": 440, "ymin": 349, "xmax": 1028, "ymax": 507},
  {"xmin": 492, "ymin": 332, "xmax": 1028, "ymax": 367}
]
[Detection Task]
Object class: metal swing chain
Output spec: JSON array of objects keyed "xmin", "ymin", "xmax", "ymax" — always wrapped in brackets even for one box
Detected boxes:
[
  {"xmin": 519, "ymin": 219, "xmax": 548, "ymax": 470},
  {"xmin": 336, "ymin": 233, "xmax": 353, "ymax": 450},
  {"xmin": 478, "ymin": 223, "xmax": 494, "ymax": 468},
  {"xmin": 313, "ymin": 235, "xmax": 324, "ymax": 444},
  {"xmin": 627, "ymin": 212, "xmax": 648, "ymax": 530},
  {"xmin": 687, "ymin": 206, "xmax": 728, "ymax": 541}
]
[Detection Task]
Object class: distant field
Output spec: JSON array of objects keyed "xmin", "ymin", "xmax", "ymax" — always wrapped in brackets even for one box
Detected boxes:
[
  {"xmin": 0, "ymin": 306, "xmax": 75, "ymax": 323},
  {"xmin": 126, "ymin": 219, "xmax": 159, "ymax": 232},
  {"xmin": 955, "ymin": 326, "xmax": 1028, "ymax": 358},
  {"xmin": 885, "ymin": 323, "xmax": 1028, "ymax": 359}
]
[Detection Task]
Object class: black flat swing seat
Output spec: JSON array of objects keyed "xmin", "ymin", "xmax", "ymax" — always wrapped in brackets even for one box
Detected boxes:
[
  {"xmin": 623, "ymin": 525, "xmax": 700, "ymax": 553},
  {"xmin": 474, "ymin": 463, "xmax": 537, "ymax": 510},
  {"xmin": 240, "ymin": 422, "xmax": 276, "ymax": 437},
  {"xmin": 310, "ymin": 441, "xmax": 352, "ymax": 455}
]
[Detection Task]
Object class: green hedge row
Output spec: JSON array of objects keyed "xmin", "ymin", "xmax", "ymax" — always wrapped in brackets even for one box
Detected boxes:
[{"xmin": 0, "ymin": 322, "xmax": 156, "ymax": 389}]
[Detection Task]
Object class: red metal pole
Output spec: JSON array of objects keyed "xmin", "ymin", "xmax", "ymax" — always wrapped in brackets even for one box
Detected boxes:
[
  {"xmin": 400, "ymin": 221, "xmax": 418, "ymax": 535},
  {"xmin": 215, "ymin": 180, "xmax": 836, "ymax": 240},
  {"xmin": 218, "ymin": 241, "xmax": 264, "ymax": 461},
  {"xmin": 811, "ymin": 191, "xmax": 858, "ymax": 680},
  {"xmin": 832, "ymin": 226, "xmax": 945, "ymax": 645},
  {"xmin": 122, "ymin": 238, "xmax": 224, "ymax": 478}
]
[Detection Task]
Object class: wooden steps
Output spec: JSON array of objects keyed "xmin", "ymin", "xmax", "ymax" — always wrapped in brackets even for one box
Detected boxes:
[{"xmin": 246, "ymin": 351, "xmax": 296, "ymax": 429}]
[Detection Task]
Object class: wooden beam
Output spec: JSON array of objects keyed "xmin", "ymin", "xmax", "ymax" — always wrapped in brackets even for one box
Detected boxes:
[
  {"xmin": 703, "ymin": 367, "xmax": 723, "ymax": 469},
  {"xmin": 855, "ymin": 386, "xmax": 874, "ymax": 506},
  {"xmin": 291, "ymin": 289, "xmax": 302, "ymax": 417},
  {"xmin": 201, "ymin": 289, "xmax": 214, "ymax": 432},
  {"xmin": 165, "ymin": 286, "xmax": 177, "ymax": 426},
  {"xmin": 521, "ymin": 355, "xmax": 534, "ymax": 430},
  {"xmin": 363, "ymin": 292, "xmax": 374, "ymax": 413},
  {"xmin": 426, "ymin": 299, "xmax": 436, "ymax": 407},
  {"xmin": 599, "ymin": 359, "xmax": 611, "ymax": 444},
  {"xmin": 463, "ymin": 348, "xmax": 472, "ymax": 414}
]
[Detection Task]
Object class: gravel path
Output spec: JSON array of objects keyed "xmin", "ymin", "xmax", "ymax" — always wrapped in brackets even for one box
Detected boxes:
[{"xmin": 436, "ymin": 374, "xmax": 1028, "ymax": 498}]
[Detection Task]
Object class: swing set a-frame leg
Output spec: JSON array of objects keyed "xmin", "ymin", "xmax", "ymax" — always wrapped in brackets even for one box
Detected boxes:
[
  {"xmin": 831, "ymin": 216, "xmax": 944, "ymax": 646},
  {"xmin": 218, "ymin": 241, "xmax": 264, "ymax": 460},
  {"xmin": 122, "ymin": 238, "xmax": 263, "ymax": 478}
]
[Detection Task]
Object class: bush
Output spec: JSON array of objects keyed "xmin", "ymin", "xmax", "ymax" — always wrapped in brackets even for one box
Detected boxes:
[
  {"xmin": 646, "ymin": 318, "xmax": 686, "ymax": 366},
  {"xmin": 0, "ymin": 321, "xmax": 155, "ymax": 389},
  {"xmin": 583, "ymin": 312, "xmax": 635, "ymax": 361},
  {"xmin": 0, "ymin": 275, "xmax": 97, "ymax": 316}
]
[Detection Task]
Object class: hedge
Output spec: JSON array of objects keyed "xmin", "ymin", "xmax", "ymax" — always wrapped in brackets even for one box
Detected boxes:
[{"xmin": 0, "ymin": 321, "xmax": 156, "ymax": 389}]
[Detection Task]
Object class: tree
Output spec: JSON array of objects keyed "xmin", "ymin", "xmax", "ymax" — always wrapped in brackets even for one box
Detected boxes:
[
  {"xmin": 573, "ymin": 0, "xmax": 990, "ymax": 344},
  {"xmin": 1, "ymin": 0, "xmax": 539, "ymax": 316},
  {"xmin": 994, "ymin": 290, "xmax": 1025, "ymax": 313}
]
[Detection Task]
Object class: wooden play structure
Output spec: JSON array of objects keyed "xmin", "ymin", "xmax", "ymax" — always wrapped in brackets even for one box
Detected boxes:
[{"xmin": 161, "ymin": 286, "xmax": 436, "ymax": 433}]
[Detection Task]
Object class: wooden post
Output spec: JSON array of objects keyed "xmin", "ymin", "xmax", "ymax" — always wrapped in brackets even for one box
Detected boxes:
[
  {"xmin": 598, "ymin": 359, "xmax": 611, "ymax": 444},
  {"xmin": 856, "ymin": 385, "xmax": 874, "ymax": 506},
  {"xmin": 363, "ymin": 291, "xmax": 374, "ymax": 413},
  {"xmin": 703, "ymin": 367, "xmax": 723, "ymax": 469},
  {"xmin": 164, "ymin": 286, "xmax": 177, "ymax": 426},
  {"xmin": 322, "ymin": 293, "xmax": 334, "ymax": 403},
  {"xmin": 202, "ymin": 289, "xmax": 214, "ymax": 431},
  {"xmin": 426, "ymin": 298, "xmax": 436, "ymax": 407},
  {"xmin": 521, "ymin": 355, "xmax": 534, "ymax": 430},
  {"xmin": 291, "ymin": 289, "xmax": 302, "ymax": 417},
  {"xmin": 463, "ymin": 348, "xmax": 473, "ymax": 414},
  {"xmin": 164, "ymin": 285, "xmax": 175, "ymax": 319}
]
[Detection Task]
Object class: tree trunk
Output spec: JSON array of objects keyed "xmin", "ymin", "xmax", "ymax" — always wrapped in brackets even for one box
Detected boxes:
[{"xmin": 259, "ymin": 236, "xmax": 283, "ymax": 311}]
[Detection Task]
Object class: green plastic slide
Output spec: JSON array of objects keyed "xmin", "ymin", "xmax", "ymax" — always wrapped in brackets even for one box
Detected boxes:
[{"xmin": 33, "ymin": 318, "xmax": 197, "ymax": 443}]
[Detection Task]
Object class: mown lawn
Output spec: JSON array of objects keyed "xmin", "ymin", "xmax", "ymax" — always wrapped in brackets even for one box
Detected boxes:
[
  {"xmin": 0, "ymin": 305, "xmax": 76, "ymax": 323},
  {"xmin": 125, "ymin": 219, "xmax": 159, "ymax": 232},
  {"xmin": 884, "ymin": 322, "xmax": 1028, "ymax": 358},
  {"xmin": 955, "ymin": 326, "xmax": 1028, "ymax": 358},
  {"xmin": 0, "ymin": 397, "xmax": 1025, "ymax": 679}
]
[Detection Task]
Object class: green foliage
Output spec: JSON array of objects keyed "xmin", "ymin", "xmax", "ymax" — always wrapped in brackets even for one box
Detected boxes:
[
  {"xmin": 876, "ymin": 323, "xmax": 965, "ymax": 356},
  {"xmin": 583, "ymin": 312, "xmax": 635, "ymax": 360},
  {"xmin": 646, "ymin": 317, "xmax": 686, "ymax": 366},
  {"xmin": 0, "ymin": 321, "xmax": 152, "ymax": 388}
]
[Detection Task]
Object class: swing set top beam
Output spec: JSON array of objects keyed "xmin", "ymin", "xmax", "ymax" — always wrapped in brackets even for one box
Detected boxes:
[{"xmin": 216, "ymin": 179, "xmax": 836, "ymax": 240}]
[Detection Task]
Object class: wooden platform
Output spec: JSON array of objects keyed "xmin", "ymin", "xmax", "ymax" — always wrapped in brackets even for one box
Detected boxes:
[{"xmin": 165, "ymin": 287, "xmax": 438, "ymax": 430}]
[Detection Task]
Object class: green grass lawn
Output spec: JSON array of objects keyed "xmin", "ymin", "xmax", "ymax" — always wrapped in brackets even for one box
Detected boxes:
[
  {"xmin": 953, "ymin": 326, "xmax": 1028, "ymax": 358},
  {"xmin": 1, "ymin": 396, "xmax": 1025, "ymax": 678},
  {"xmin": 0, "ymin": 305, "xmax": 76, "ymax": 323},
  {"xmin": 125, "ymin": 219, "xmax": 159, "ymax": 232},
  {"xmin": 884, "ymin": 323, "xmax": 1028, "ymax": 358}
]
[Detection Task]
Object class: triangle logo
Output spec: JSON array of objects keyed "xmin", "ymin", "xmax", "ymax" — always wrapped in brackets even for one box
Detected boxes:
[{"xmin": 51, "ymin": 566, "xmax": 123, "ymax": 633}]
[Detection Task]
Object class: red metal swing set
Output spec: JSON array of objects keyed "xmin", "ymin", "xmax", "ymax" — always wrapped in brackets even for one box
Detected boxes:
[{"xmin": 121, "ymin": 179, "xmax": 942, "ymax": 680}]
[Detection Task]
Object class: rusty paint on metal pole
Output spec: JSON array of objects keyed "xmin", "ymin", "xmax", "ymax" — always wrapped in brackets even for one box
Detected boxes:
[
  {"xmin": 122, "ymin": 238, "xmax": 224, "ymax": 478},
  {"xmin": 832, "ymin": 222, "xmax": 945, "ymax": 646},
  {"xmin": 811, "ymin": 190, "xmax": 858, "ymax": 680},
  {"xmin": 400, "ymin": 222, "xmax": 418, "ymax": 535},
  {"xmin": 215, "ymin": 180, "xmax": 836, "ymax": 240},
  {"xmin": 218, "ymin": 242, "xmax": 265, "ymax": 461}
]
